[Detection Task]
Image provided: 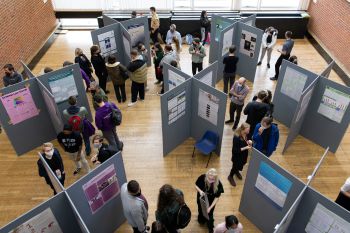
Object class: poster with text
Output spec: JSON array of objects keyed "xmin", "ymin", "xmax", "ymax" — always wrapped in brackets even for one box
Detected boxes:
[
  {"xmin": 296, "ymin": 87, "xmax": 314, "ymax": 123},
  {"xmin": 305, "ymin": 203, "xmax": 350, "ymax": 233},
  {"xmin": 1, "ymin": 88, "xmax": 39, "ymax": 125},
  {"xmin": 83, "ymin": 164, "xmax": 120, "ymax": 214},
  {"xmin": 281, "ymin": 67, "xmax": 308, "ymax": 102},
  {"xmin": 198, "ymin": 89, "xmax": 219, "ymax": 126},
  {"xmin": 222, "ymin": 28, "xmax": 234, "ymax": 56},
  {"xmin": 168, "ymin": 90, "xmax": 186, "ymax": 125},
  {"xmin": 239, "ymin": 30, "xmax": 257, "ymax": 58},
  {"xmin": 127, "ymin": 24, "xmax": 145, "ymax": 48},
  {"xmin": 48, "ymin": 71, "xmax": 78, "ymax": 103},
  {"xmin": 215, "ymin": 19, "xmax": 232, "ymax": 42},
  {"xmin": 168, "ymin": 70, "xmax": 186, "ymax": 90},
  {"xmin": 255, "ymin": 161, "xmax": 292, "ymax": 209},
  {"xmin": 98, "ymin": 30, "xmax": 117, "ymax": 57},
  {"xmin": 8, "ymin": 208, "xmax": 63, "ymax": 233},
  {"xmin": 123, "ymin": 35, "xmax": 131, "ymax": 59},
  {"xmin": 199, "ymin": 71, "xmax": 213, "ymax": 86},
  {"xmin": 317, "ymin": 86, "xmax": 350, "ymax": 123}
]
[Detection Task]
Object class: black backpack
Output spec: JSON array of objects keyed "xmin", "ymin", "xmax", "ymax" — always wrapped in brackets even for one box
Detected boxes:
[
  {"xmin": 110, "ymin": 105, "xmax": 122, "ymax": 126},
  {"xmin": 176, "ymin": 203, "xmax": 191, "ymax": 229}
]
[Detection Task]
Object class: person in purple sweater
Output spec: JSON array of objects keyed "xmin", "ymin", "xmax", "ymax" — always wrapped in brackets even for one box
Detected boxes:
[{"xmin": 94, "ymin": 94, "xmax": 123, "ymax": 151}]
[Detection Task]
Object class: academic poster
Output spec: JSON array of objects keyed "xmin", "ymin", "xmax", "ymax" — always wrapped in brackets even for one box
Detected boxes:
[
  {"xmin": 222, "ymin": 28, "xmax": 234, "ymax": 56},
  {"xmin": 168, "ymin": 70, "xmax": 186, "ymax": 90},
  {"xmin": 215, "ymin": 19, "xmax": 232, "ymax": 42},
  {"xmin": 98, "ymin": 30, "xmax": 117, "ymax": 57},
  {"xmin": 0, "ymin": 88, "xmax": 39, "ymax": 125},
  {"xmin": 167, "ymin": 90, "xmax": 186, "ymax": 125},
  {"xmin": 198, "ymin": 89, "xmax": 219, "ymax": 126},
  {"xmin": 48, "ymin": 71, "xmax": 78, "ymax": 103},
  {"xmin": 281, "ymin": 67, "xmax": 308, "ymax": 102},
  {"xmin": 127, "ymin": 24, "xmax": 145, "ymax": 48},
  {"xmin": 239, "ymin": 30, "xmax": 257, "ymax": 58}
]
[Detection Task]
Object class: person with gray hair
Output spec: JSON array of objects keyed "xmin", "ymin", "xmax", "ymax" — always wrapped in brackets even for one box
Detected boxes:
[{"xmin": 165, "ymin": 24, "xmax": 182, "ymax": 47}]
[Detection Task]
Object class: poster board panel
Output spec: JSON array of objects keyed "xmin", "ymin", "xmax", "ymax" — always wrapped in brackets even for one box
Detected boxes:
[
  {"xmin": 102, "ymin": 14, "xmax": 118, "ymax": 26},
  {"xmin": 240, "ymin": 14, "xmax": 257, "ymax": 27},
  {"xmin": 0, "ymin": 192, "xmax": 83, "ymax": 233},
  {"xmin": 190, "ymin": 79, "xmax": 227, "ymax": 155},
  {"xmin": 163, "ymin": 63, "xmax": 192, "ymax": 93},
  {"xmin": 239, "ymin": 149, "xmax": 306, "ymax": 233},
  {"xmin": 0, "ymin": 79, "xmax": 56, "ymax": 155},
  {"xmin": 161, "ymin": 78, "xmax": 192, "ymax": 156},
  {"xmin": 64, "ymin": 192, "xmax": 91, "ymax": 233},
  {"xmin": 300, "ymin": 77, "xmax": 350, "ymax": 153},
  {"xmin": 120, "ymin": 24, "xmax": 132, "ymax": 65},
  {"xmin": 66, "ymin": 152, "xmax": 127, "ymax": 233},
  {"xmin": 20, "ymin": 60, "xmax": 35, "ymax": 79},
  {"xmin": 320, "ymin": 60, "xmax": 335, "ymax": 79},
  {"xmin": 273, "ymin": 60, "xmax": 319, "ymax": 127},
  {"xmin": 193, "ymin": 61, "xmax": 218, "ymax": 87}
]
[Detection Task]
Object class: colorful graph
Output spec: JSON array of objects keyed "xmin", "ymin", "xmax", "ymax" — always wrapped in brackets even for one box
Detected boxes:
[{"xmin": 13, "ymin": 96, "xmax": 25, "ymax": 107}]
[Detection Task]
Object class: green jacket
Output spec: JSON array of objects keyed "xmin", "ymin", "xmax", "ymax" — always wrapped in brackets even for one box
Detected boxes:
[{"xmin": 189, "ymin": 44, "xmax": 206, "ymax": 63}]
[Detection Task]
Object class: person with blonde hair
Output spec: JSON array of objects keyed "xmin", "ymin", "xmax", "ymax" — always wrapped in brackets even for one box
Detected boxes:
[
  {"xmin": 195, "ymin": 168, "xmax": 224, "ymax": 233},
  {"xmin": 74, "ymin": 48, "xmax": 93, "ymax": 80},
  {"xmin": 228, "ymin": 123, "xmax": 252, "ymax": 187}
]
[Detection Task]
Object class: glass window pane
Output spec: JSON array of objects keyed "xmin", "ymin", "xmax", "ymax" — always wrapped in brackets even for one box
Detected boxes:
[
  {"xmin": 241, "ymin": 0, "xmax": 259, "ymax": 9},
  {"xmin": 260, "ymin": 0, "xmax": 300, "ymax": 8},
  {"xmin": 174, "ymin": 0, "xmax": 191, "ymax": 9},
  {"xmin": 193, "ymin": 0, "xmax": 231, "ymax": 9}
]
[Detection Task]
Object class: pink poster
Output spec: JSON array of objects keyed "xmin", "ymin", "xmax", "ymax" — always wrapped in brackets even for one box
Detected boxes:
[{"xmin": 1, "ymin": 88, "xmax": 39, "ymax": 125}]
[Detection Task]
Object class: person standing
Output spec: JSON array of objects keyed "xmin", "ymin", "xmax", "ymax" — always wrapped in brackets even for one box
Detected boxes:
[
  {"xmin": 200, "ymin": 10, "xmax": 211, "ymax": 45},
  {"xmin": 131, "ymin": 11, "xmax": 137, "ymax": 18},
  {"xmin": 253, "ymin": 117, "xmax": 279, "ymax": 157},
  {"xmin": 152, "ymin": 43, "xmax": 165, "ymax": 85},
  {"xmin": 90, "ymin": 45, "xmax": 109, "ymax": 93},
  {"xmin": 2, "ymin": 64, "xmax": 23, "ymax": 87},
  {"xmin": 257, "ymin": 27, "xmax": 278, "ymax": 68},
  {"xmin": 37, "ymin": 142, "xmax": 65, "ymax": 195},
  {"xmin": 335, "ymin": 177, "xmax": 350, "ymax": 212},
  {"xmin": 94, "ymin": 94, "xmax": 124, "ymax": 150},
  {"xmin": 214, "ymin": 215, "xmax": 243, "ymax": 233},
  {"xmin": 189, "ymin": 38, "xmax": 206, "ymax": 75},
  {"xmin": 57, "ymin": 124, "xmax": 90, "ymax": 175},
  {"xmin": 225, "ymin": 77, "xmax": 249, "ymax": 130},
  {"xmin": 222, "ymin": 46, "xmax": 239, "ymax": 94},
  {"xmin": 106, "ymin": 55, "xmax": 127, "ymax": 103},
  {"xmin": 195, "ymin": 168, "xmax": 224, "ymax": 233},
  {"xmin": 121, "ymin": 180, "xmax": 149, "ymax": 233},
  {"xmin": 75, "ymin": 48, "xmax": 94, "ymax": 81},
  {"xmin": 150, "ymin": 7, "xmax": 160, "ymax": 44},
  {"xmin": 228, "ymin": 123, "xmax": 252, "ymax": 187},
  {"xmin": 166, "ymin": 24, "xmax": 182, "ymax": 47},
  {"xmin": 270, "ymin": 31, "xmax": 294, "ymax": 80},
  {"xmin": 91, "ymin": 135, "xmax": 119, "ymax": 165},
  {"xmin": 127, "ymin": 50, "xmax": 147, "ymax": 107}
]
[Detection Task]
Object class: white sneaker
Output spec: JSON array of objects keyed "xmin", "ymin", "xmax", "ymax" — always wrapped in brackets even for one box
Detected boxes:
[{"xmin": 128, "ymin": 102, "xmax": 137, "ymax": 107}]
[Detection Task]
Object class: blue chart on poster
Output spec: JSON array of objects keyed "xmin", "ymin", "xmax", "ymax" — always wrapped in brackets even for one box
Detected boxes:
[{"xmin": 255, "ymin": 161, "xmax": 292, "ymax": 209}]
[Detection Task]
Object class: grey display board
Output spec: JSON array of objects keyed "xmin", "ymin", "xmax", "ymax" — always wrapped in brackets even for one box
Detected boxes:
[
  {"xmin": 120, "ymin": 24, "xmax": 132, "ymax": 65},
  {"xmin": 209, "ymin": 15, "xmax": 236, "ymax": 65},
  {"xmin": 163, "ymin": 62, "xmax": 192, "ymax": 93},
  {"xmin": 273, "ymin": 60, "xmax": 319, "ymax": 127},
  {"xmin": 300, "ymin": 77, "xmax": 350, "ymax": 153},
  {"xmin": 286, "ymin": 186, "xmax": 350, "ymax": 233},
  {"xmin": 320, "ymin": 60, "xmax": 335, "ymax": 78},
  {"xmin": 193, "ymin": 61, "xmax": 218, "ymax": 87},
  {"xmin": 37, "ymin": 64, "xmax": 93, "ymax": 123},
  {"xmin": 191, "ymin": 78, "xmax": 227, "ymax": 155},
  {"xmin": 241, "ymin": 14, "xmax": 257, "ymax": 27},
  {"xmin": 0, "ymin": 79, "xmax": 57, "ymax": 155},
  {"xmin": 161, "ymin": 79, "xmax": 192, "ymax": 155},
  {"xmin": 64, "ymin": 192, "xmax": 91, "ymax": 233},
  {"xmin": 239, "ymin": 148, "xmax": 306, "ymax": 233},
  {"xmin": 20, "ymin": 60, "xmax": 35, "ymax": 79},
  {"xmin": 66, "ymin": 152, "xmax": 127, "ymax": 233},
  {"xmin": 120, "ymin": 16, "xmax": 151, "ymax": 66},
  {"xmin": 102, "ymin": 14, "xmax": 118, "ymax": 26},
  {"xmin": 282, "ymin": 77, "xmax": 319, "ymax": 154},
  {"xmin": 0, "ymin": 192, "xmax": 85, "ymax": 233}
]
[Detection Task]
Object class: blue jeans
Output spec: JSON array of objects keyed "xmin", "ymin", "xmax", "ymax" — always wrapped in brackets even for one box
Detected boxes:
[{"xmin": 83, "ymin": 134, "xmax": 91, "ymax": 155}]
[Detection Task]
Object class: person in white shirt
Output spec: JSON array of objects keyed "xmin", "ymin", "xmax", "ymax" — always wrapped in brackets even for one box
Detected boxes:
[
  {"xmin": 335, "ymin": 177, "xmax": 350, "ymax": 211},
  {"xmin": 165, "ymin": 24, "xmax": 182, "ymax": 48},
  {"xmin": 214, "ymin": 215, "xmax": 243, "ymax": 233},
  {"xmin": 257, "ymin": 27, "xmax": 278, "ymax": 68}
]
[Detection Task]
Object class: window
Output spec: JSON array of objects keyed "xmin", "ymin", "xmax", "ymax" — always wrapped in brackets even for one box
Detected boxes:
[
  {"xmin": 260, "ymin": 0, "xmax": 300, "ymax": 9},
  {"xmin": 241, "ymin": 0, "xmax": 259, "ymax": 9},
  {"xmin": 193, "ymin": 0, "xmax": 232, "ymax": 9},
  {"xmin": 173, "ymin": 0, "xmax": 191, "ymax": 9}
]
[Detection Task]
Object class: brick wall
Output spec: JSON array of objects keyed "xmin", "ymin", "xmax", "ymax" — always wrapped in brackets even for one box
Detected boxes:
[
  {"xmin": 0, "ymin": 0, "xmax": 57, "ymax": 86},
  {"xmin": 308, "ymin": 0, "xmax": 350, "ymax": 74}
]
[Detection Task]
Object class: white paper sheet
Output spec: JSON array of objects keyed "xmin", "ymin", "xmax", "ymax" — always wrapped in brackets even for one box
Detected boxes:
[
  {"xmin": 199, "ymin": 71, "xmax": 213, "ymax": 86},
  {"xmin": 168, "ymin": 70, "xmax": 186, "ymax": 90},
  {"xmin": 98, "ymin": 30, "xmax": 117, "ymax": 57},
  {"xmin": 48, "ymin": 71, "xmax": 78, "ymax": 103},
  {"xmin": 198, "ymin": 89, "xmax": 219, "ymax": 126},
  {"xmin": 222, "ymin": 28, "xmax": 234, "ymax": 56},
  {"xmin": 167, "ymin": 91, "xmax": 186, "ymax": 125},
  {"xmin": 127, "ymin": 24, "xmax": 145, "ymax": 48},
  {"xmin": 239, "ymin": 30, "xmax": 257, "ymax": 58},
  {"xmin": 281, "ymin": 67, "xmax": 308, "ymax": 101}
]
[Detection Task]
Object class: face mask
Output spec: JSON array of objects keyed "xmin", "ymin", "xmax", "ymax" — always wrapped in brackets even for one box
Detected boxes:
[
  {"xmin": 45, "ymin": 149, "xmax": 54, "ymax": 159},
  {"xmin": 93, "ymin": 143, "xmax": 101, "ymax": 149}
]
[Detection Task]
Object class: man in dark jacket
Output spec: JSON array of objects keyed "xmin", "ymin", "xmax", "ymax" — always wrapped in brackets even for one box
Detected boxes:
[
  {"xmin": 3, "ymin": 64, "xmax": 23, "ymax": 87},
  {"xmin": 91, "ymin": 135, "xmax": 119, "ymax": 164},
  {"xmin": 253, "ymin": 117, "xmax": 279, "ymax": 157}
]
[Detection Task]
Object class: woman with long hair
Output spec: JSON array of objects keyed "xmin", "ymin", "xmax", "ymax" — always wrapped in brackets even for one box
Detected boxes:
[
  {"xmin": 257, "ymin": 26, "xmax": 278, "ymax": 68},
  {"xmin": 200, "ymin": 10, "xmax": 211, "ymax": 45},
  {"xmin": 228, "ymin": 123, "xmax": 252, "ymax": 187},
  {"xmin": 152, "ymin": 43, "xmax": 164, "ymax": 85},
  {"xmin": 195, "ymin": 168, "xmax": 224, "ymax": 233}
]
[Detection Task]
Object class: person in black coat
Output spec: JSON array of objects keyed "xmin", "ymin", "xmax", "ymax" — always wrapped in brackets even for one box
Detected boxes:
[
  {"xmin": 200, "ymin": 10, "xmax": 211, "ymax": 45},
  {"xmin": 91, "ymin": 135, "xmax": 119, "ymax": 165},
  {"xmin": 90, "ymin": 45, "xmax": 109, "ymax": 93},
  {"xmin": 228, "ymin": 123, "xmax": 252, "ymax": 187},
  {"xmin": 37, "ymin": 142, "xmax": 65, "ymax": 195},
  {"xmin": 74, "ymin": 48, "xmax": 93, "ymax": 80}
]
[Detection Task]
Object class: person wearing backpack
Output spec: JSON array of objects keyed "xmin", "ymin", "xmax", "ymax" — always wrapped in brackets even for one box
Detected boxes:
[
  {"xmin": 156, "ymin": 184, "xmax": 190, "ymax": 233},
  {"xmin": 195, "ymin": 168, "xmax": 224, "ymax": 233},
  {"xmin": 63, "ymin": 96, "xmax": 92, "ymax": 156},
  {"xmin": 57, "ymin": 124, "xmax": 90, "ymax": 175},
  {"xmin": 94, "ymin": 94, "xmax": 123, "ymax": 151},
  {"xmin": 106, "ymin": 55, "xmax": 128, "ymax": 103}
]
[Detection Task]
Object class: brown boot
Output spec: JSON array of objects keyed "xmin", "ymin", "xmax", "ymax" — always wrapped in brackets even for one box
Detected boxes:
[{"xmin": 227, "ymin": 175, "xmax": 236, "ymax": 187}]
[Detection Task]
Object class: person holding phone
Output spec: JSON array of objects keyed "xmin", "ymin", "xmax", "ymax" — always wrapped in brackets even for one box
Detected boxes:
[{"xmin": 252, "ymin": 117, "xmax": 279, "ymax": 157}]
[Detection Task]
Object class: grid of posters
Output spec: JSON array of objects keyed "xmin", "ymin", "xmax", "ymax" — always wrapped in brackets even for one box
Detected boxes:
[
  {"xmin": 199, "ymin": 71, "xmax": 213, "ymax": 86},
  {"xmin": 198, "ymin": 89, "xmax": 219, "ymax": 126},
  {"xmin": 98, "ymin": 30, "xmax": 117, "ymax": 57},
  {"xmin": 168, "ymin": 70, "xmax": 186, "ymax": 90},
  {"xmin": 222, "ymin": 27, "xmax": 234, "ymax": 56},
  {"xmin": 281, "ymin": 67, "xmax": 308, "ymax": 102},
  {"xmin": 123, "ymin": 35, "xmax": 131, "ymax": 59},
  {"xmin": 305, "ymin": 203, "xmax": 350, "ymax": 233},
  {"xmin": 83, "ymin": 164, "xmax": 120, "ymax": 214},
  {"xmin": 48, "ymin": 71, "xmax": 78, "ymax": 103},
  {"xmin": 296, "ymin": 87, "xmax": 314, "ymax": 123},
  {"xmin": 0, "ymin": 88, "xmax": 39, "ymax": 125},
  {"xmin": 8, "ymin": 208, "xmax": 63, "ymax": 233},
  {"xmin": 127, "ymin": 24, "xmax": 145, "ymax": 48},
  {"xmin": 240, "ymin": 30, "xmax": 257, "ymax": 58},
  {"xmin": 255, "ymin": 162, "xmax": 292, "ymax": 209},
  {"xmin": 215, "ymin": 19, "xmax": 233, "ymax": 42},
  {"xmin": 317, "ymin": 86, "xmax": 350, "ymax": 123},
  {"xmin": 167, "ymin": 90, "xmax": 186, "ymax": 125}
]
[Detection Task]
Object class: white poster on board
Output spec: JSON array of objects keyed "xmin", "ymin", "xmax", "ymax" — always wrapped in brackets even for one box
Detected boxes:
[
  {"xmin": 123, "ymin": 36, "xmax": 131, "ymax": 59},
  {"xmin": 98, "ymin": 30, "xmax": 117, "ymax": 57},
  {"xmin": 8, "ymin": 208, "xmax": 63, "ymax": 233},
  {"xmin": 199, "ymin": 71, "xmax": 213, "ymax": 86},
  {"xmin": 296, "ymin": 87, "xmax": 314, "ymax": 123},
  {"xmin": 317, "ymin": 86, "xmax": 350, "ymax": 123},
  {"xmin": 305, "ymin": 203, "xmax": 350, "ymax": 233},
  {"xmin": 281, "ymin": 67, "xmax": 308, "ymax": 102},
  {"xmin": 239, "ymin": 30, "xmax": 257, "ymax": 58},
  {"xmin": 48, "ymin": 71, "xmax": 78, "ymax": 103},
  {"xmin": 167, "ymin": 91, "xmax": 186, "ymax": 125},
  {"xmin": 127, "ymin": 24, "xmax": 145, "ymax": 48},
  {"xmin": 222, "ymin": 28, "xmax": 234, "ymax": 56},
  {"xmin": 198, "ymin": 89, "xmax": 219, "ymax": 126},
  {"xmin": 168, "ymin": 70, "xmax": 186, "ymax": 90}
]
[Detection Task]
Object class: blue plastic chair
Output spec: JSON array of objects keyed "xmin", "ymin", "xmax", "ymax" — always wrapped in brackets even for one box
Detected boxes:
[{"xmin": 192, "ymin": 130, "xmax": 219, "ymax": 168}]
